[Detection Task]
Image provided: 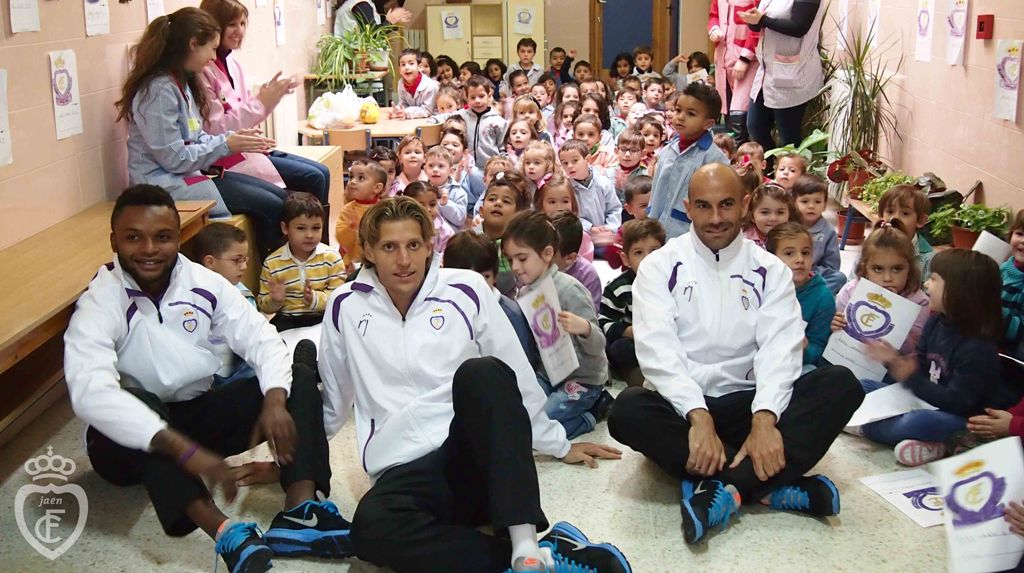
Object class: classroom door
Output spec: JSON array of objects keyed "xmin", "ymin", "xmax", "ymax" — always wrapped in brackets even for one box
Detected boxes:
[{"xmin": 592, "ymin": 0, "xmax": 680, "ymax": 80}]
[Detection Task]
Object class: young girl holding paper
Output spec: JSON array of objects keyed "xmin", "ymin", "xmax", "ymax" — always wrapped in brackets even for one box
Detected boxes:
[
  {"xmin": 859, "ymin": 249, "xmax": 1015, "ymax": 467},
  {"xmin": 502, "ymin": 210, "xmax": 611, "ymax": 439},
  {"xmin": 831, "ymin": 221, "xmax": 931, "ymax": 354}
]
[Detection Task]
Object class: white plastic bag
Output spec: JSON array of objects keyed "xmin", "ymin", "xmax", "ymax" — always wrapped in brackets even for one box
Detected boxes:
[{"xmin": 307, "ymin": 85, "xmax": 363, "ymax": 129}]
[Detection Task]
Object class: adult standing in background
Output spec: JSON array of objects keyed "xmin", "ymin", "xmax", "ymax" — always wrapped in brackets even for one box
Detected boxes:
[
  {"xmin": 333, "ymin": 0, "xmax": 412, "ymax": 37},
  {"xmin": 200, "ymin": 0, "xmax": 334, "ymax": 243},
  {"xmin": 739, "ymin": 0, "xmax": 826, "ymax": 150},
  {"xmin": 708, "ymin": 0, "xmax": 761, "ymax": 144}
]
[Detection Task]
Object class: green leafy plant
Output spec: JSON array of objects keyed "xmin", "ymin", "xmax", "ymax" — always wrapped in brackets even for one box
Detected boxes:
[
  {"xmin": 765, "ymin": 129, "xmax": 831, "ymax": 175},
  {"xmin": 859, "ymin": 172, "xmax": 915, "ymax": 213},
  {"xmin": 312, "ymin": 34, "xmax": 355, "ymax": 90},
  {"xmin": 928, "ymin": 203, "xmax": 1010, "ymax": 239}
]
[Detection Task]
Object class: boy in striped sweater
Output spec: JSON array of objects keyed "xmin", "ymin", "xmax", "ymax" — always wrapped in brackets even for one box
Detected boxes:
[
  {"xmin": 258, "ymin": 193, "xmax": 345, "ymax": 331},
  {"xmin": 599, "ymin": 218, "xmax": 666, "ymax": 387}
]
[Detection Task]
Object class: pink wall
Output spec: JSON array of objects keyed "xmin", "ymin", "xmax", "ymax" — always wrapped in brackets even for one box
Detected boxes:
[
  {"xmin": 831, "ymin": 0, "xmax": 1024, "ymax": 210},
  {"xmin": 0, "ymin": 0, "xmax": 329, "ymax": 249}
]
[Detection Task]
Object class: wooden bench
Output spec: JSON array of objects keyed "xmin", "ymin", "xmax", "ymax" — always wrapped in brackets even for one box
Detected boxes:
[
  {"xmin": 838, "ymin": 198, "xmax": 880, "ymax": 250},
  {"xmin": 0, "ymin": 200, "xmax": 214, "ymax": 446}
]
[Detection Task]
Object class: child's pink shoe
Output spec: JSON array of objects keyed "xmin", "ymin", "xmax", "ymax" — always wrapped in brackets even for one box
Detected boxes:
[{"xmin": 894, "ymin": 439, "xmax": 946, "ymax": 467}]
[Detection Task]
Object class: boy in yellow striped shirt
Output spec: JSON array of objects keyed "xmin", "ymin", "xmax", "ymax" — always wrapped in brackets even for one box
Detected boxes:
[{"xmin": 258, "ymin": 192, "xmax": 345, "ymax": 331}]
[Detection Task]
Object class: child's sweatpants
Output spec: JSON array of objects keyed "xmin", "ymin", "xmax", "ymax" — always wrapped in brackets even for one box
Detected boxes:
[
  {"xmin": 858, "ymin": 378, "xmax": 966, "ymax": 445},
  {"xmin": 536, "ymin": 375, "xmax": 602, "ymax": 440}
]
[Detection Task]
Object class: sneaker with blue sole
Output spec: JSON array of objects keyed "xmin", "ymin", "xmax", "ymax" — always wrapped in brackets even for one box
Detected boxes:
[
  {"xmin": 539, "ymin": 521, "xmax": 631, "ymax": 573},
  {"xmin": 215, "ymin": 522, "xmax": 273, "ymax": 573},
  {"xmin": 680, "ymin": 480, "xmax": 741, "ymax": 544},
  {"xmin": 264, "ymin": 499, "xmax": 353, "ymax": 558},
  {"xmin": 504, "ymin": 555, "xmax": 597, "ymax": 573},
  {"xmin": 766, "ymin": 474, "xmax": 840, "ymax": 517}
]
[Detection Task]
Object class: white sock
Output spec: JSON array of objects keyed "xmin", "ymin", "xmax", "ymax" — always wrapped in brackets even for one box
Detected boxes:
[
  {"xmin": 509, "ymin": 523, "xmax": 543, "ymax": 567},
  {"xmin": 214, "ymin": 518, "xmax": 233, "ymax": 542}
]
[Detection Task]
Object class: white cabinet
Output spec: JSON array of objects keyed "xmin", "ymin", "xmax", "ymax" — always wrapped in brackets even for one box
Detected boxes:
[{"xmin": 425, "ymin": 1, "xmax": 545, "ymax": 67}]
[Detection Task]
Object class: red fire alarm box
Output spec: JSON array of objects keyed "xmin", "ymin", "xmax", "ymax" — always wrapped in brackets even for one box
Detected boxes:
[{"xmin": 977, "ymin": 14, "xmax": 994, "ymax": 39}]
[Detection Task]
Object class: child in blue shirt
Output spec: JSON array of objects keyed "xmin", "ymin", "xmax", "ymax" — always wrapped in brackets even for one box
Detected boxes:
[
  {"xmin": 793, "ymin": 174, "xmax": 846, "ymax": 294},
  {"xmin": 766, "ymin": 222, "xmax": 835, "ymax": 368}
]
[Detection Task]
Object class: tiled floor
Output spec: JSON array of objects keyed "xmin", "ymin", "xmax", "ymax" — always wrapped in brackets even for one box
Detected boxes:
[{"xmin": 1, "ymin": 216, "xmax": 942, "ymax": 573}]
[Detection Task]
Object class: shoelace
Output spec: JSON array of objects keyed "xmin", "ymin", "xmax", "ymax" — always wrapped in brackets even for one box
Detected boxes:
[
  {"xmin": 314, "ymin": 499, "xmax": 342, "ymax": 519},
  {"xmin": 706, "ymin": 485, "xmax": 738, "ymax": 528},
  {"xmin": 212, "ymin": 523, "xmax": 263, "ymax": 573},
  {"xmin": 770, "ymin": 486, "xmax": 811, "ymax": 511}
]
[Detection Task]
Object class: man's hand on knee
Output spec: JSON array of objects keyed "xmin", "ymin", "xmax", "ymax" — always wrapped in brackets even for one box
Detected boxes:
[
  {"xmin": 730, "ymin": 410, "xmax": 785, "ymax": 481},
  {"xmin": 250, "ymin": 388, "xmax": 297, "ymax": 465},
  {"xmin": 686, "ymin": 409, "xmax": 726, "ymax": 477}
]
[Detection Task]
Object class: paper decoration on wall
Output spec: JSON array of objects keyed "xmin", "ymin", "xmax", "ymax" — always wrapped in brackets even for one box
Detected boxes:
[
  {"xmin": 994, "ymin": 40, "xmax": 1022, "ymax": 122},
  {"xmin": 517, "ymin": 275, "xmax": 579, "ymax": 385},
  {"xmin": 822, "ymin": 279, "xmax": 923, "ymax": 381},
  {"xmin": 10, "ymin": 0, "xmax": 41, "ymax": 33},
  {"xmin": 915, "ymin": 0, "xmax": 935, "ymax": 62},
  {"xmin": 49, "ymin": 50, "xmax": 83, "ymax": 140},
  {"xmin": 256, "ymin": 0, "xmax": 268, "ymax": 7},
  {"xmin": 146, "ymin": 0, "xmax": 165, "ymax": 23},
  {"xmin": 274, "ymin": 0, "xmax": 286, "ymax": 46},
  {"xmin": 861, "ymin": 470, "xmax": 945, "ymax": 528},
  {"xmin": 867, "ymin": 0, "xmax": 881, "ymax": 48},
  {"xmin": 84, "ymin": 0, "xmax": 110, "ymax": 37},
  {"xmin": 947, "ymin": 0, "xmax": 969, "ymax": 66},
  {"xmin": 933, "ymin": 437, "xmax": 1024, "ymax": 573},
  {"xmin": 441, "ymin": 10, "xmax": 463, "ymax": 41},
  {"xmin": 512, "ymin": 6, "xmax": 536, "ymax": 35},
  {"xmin": 317, "ymin": 0, "xmax": 326, "ymax": 26},
  {"xmin": 0, "ymin": 70, "xmax": 12, "ymax": 167}
]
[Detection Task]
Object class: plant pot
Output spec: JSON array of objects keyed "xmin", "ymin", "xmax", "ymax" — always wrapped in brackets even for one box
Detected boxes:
[
  {"xmin": 950, "ymin": 226, "xmax": 981, "ymax": 249},
  {"xmin": 846, "ymin": 169, "xmax": 872, "ymax": 200},
  {"xmin": 353, "ymin": 51, "xmax": 369, "ymax": 73},
  {"xmin": 836, "ymin": 212, "xmax": 867, "ymax": 246},
  {"xmin": 369, "ymin": 49, "xmax": 389, "ymax": 71}
]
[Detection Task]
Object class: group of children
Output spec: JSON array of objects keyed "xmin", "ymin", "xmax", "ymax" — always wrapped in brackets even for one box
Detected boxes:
[{"xmin": 185, "ymin": 35, "xmax": 1024, "ymax": 472}]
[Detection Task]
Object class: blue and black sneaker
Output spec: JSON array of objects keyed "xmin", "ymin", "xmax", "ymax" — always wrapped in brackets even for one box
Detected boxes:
[
  {"xmin": 766, "ymin": 474, "xmax": 840, "ymax": 517},
  {"xmin": 539, "ymin": 521, "xmax": 631, "ymax": 573},
  {"xmin": 679, "ymin": 480, "xmax": 741, "ymax": 544},
  {"xmin": 503, "ymin": 556, "xmax": 597, "ymax": 573},
  {"xmin": 214, "ymin": 522, "xmax": 273, "ymax": 573},
  {"xmin": 264, "ymin": 499, "xmax": 353, "ymax": 559}
]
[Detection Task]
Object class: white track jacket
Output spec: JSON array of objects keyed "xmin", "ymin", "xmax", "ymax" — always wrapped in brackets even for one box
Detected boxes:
[
  {"xmin": 319, "ymin": 258, "xmax": 570, "ymax": 480},
  {"xmin": 633, "ymin": 232, "xmax": 804, "ymax": 419},
  {"xmin": 64, "ymin": 255, "xmax": 292, "ymax": 451}
]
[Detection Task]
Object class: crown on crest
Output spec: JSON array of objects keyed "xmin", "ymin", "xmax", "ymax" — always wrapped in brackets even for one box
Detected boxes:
[
  {"xmin": 866, "ymin": 292, "xmax": 892, "ymax": 309},
  {"xmin": 24, "ymin": 446, "xmax": 76, "ymax": 481}
]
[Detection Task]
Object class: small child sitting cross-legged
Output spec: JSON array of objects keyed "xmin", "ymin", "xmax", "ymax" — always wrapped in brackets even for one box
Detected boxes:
[
  {"xmin": 337, "ymin": 160, "xmax": 386, "ymax": 273},
  {"xmin": 877, "ymin": 184, "xmax": 936, "ymax": 285},
  {"xmin": 258, "ymin": 193, "xmax": 345, "ymax": 331},
  {"xmin": 600, "ymin": 218, "xmax": 666, "ymax": 387},
  {"xmin": 859, "ymin": 250, "xmax": 1018, "ymax": 466},
  {"xmin": 793, "ymin": 174, "xmax": 846, "ymax": 293},
  {"xmin": 766, "ymin": 222, "xmax": 835, "ymax": 369}
]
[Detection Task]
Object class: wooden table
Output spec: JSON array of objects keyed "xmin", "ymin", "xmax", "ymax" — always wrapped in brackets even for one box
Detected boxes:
[{"xmin": 299, "ymin": 111, "xmax": 433, "ymax": 144}]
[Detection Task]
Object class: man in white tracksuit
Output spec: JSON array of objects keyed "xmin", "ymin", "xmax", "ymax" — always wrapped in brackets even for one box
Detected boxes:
[
  {"xmin": 608, "ymin": 164, "xmax": 864, "ymax": 545},
  {"xmin": 318, "ymin": 197, "xmax": 629, "ymax": 573}
]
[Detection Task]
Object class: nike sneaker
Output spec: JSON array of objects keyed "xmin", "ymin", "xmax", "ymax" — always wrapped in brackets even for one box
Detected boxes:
[
  {"xmin": 214, "ymin": 522, "xmax": 273, "ymax": 573},
  {"xmin": 539, "ymin": 521, "xmax": 631, "ymax": 573},
  {"xmin": 679, "ymin": 480, "xmax": 741, "ymax": 544},
  {"xmin": 766, "ymin": 475, "xmax": 841, "ymax": 517},
  {"xmin": 264, "ymin": 499, "xmax": 353, "ymax": 558}
]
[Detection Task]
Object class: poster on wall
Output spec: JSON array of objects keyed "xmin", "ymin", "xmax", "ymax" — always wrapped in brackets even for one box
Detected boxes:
[
  {"xmin": 274, "ymin": 0, "xmax": 286, "ymax": 46},
  {"xmin": 512, "ymin": 6, "xmax": 536, "ymax": 35},
  {"xmin": 10, "ymin": 0, "xmax": 41, "ymax": 33},
  {"xmin": 867, "ymin": 0, "xmax": 881, "ymax": 48},
  {"xmin": 516, "ymin": 275, "xmax": 580, "ymax": 385},
  {"xmin": 995, "ymin": 40, "xmax": 1022, "ymax": 122},
  {"xmin": 317, "ymin": 0, "xmax": 326, "ymax": 26},
  {"xmin": 84, "ymin": 0, "xmax": 110, "ymax": 37},
  {"xmin": 0, "ymin": 70, "xmax": 12, "ymax": 167},
  {"xmin": 440, "ymin": 10, "xmax": 464, "ymax": 41},
  {"xmin": 49, "ymin": 50, "xmax": 84, "ymax": 140},
  {"xmin": 947, "ymin": 0, "xmax": 969, "ymax": 66},
  {"xmin": 915, "ymin": 0, "xmax": 935, "ymax": 62},
  {"xmin": 933, "ymin": 437, "xmax": 1024, "ymax": 573},
  {"xmin": 146, "ymin": 0, "xmax": 165, "ymax": 23}
]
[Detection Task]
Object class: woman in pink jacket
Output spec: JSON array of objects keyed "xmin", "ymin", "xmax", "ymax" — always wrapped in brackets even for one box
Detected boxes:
[
  {"xmin": 200, "ymin": 0, "xmax": 333, "ymax": 240},
  {"xmin": 708, "ymin": 0, "xmax": 760, "ymax": 144}
]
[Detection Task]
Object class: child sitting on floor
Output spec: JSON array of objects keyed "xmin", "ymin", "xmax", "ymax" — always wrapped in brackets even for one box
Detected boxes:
[
  {"xmin": 607, "ymin": 175, "xmax": 653, "ymax": 270},
  {"xmin": 600, "ymin": 218, "xmax": 666, "ymax": 387},
  {"xmin": 477, "ymin": 175, "xmax": 530, "ymax": 295},
  {"xmin": 503, "ymin": 211, "xmax": 613, "ymax": 439},
  {"xmin": 832, "ymin": 220, "xmax": 931, "ymax": 354},
  {"xmin": 195, "ymin": 223, "xmax": 257, "ymax": 385},
  {"xmin": 773, "ymin": 152, "xmax": 807, "ymax": 191},
  {"xmin": 767, "ymin": 222, "xmax": 835, "ymax": 368},
  {"xmin": 878, "ymin": 184, "xmax": 936, "ymax": 285},
  {"xmin": 632, "ymin": 45, "xmax": 661, "ymax": 82},
  {"xmin": 551, "ymin": 211, "xmax": 603, "ymax": 311},
  {"xmin": 512, "ymin": 94, "xmax": 551, "ymax": 143},
  {"xmin": 734, "ymin": 141, "xmax": 768, "ymax": 179},
  {"xmin": 641, "ymin": 79, "xmax": 665, "ymax": 112},
  {"xmin": 714, "ymin": 133, "xmax": 737, "ymax": 162},
  {"xmin": 610, "ymin": 129, "xmax": 649, "ymax": 204},
  {"xmin": 859, "ymin": 250, "xmax": 1016, "ymax": 467},
  {"xmin": 431, "ymin": 75, "xmax": 507, "ymax": 167},
  {"xmin": 434, "ymin": 85, "xmax": 463, "ymax": 114},
  {"xmin": 1001, "ymin": 209, "xmax": 1024, "ymax": 360},
  {"xmin": 389, "ymin": 134, "xmax": 426, "ymax": 196},
  {"xmin": 337, "ymin": 160, "xmax": 386, "ymax": 272},
  {"xmin": 503, "ymin": 118, "xmax": 541, "ymax": 162},
  {"xmin": 574, "ymin": 114, "xmax": 617, "ymax": 173},
  {"xmin": 552, "ymin": 100, "xmax": 581, "ymax": 150},
  {"xmin": 534, "ymin": 175, "xmax": 594, "ymax": 262},
  {"xmin": 793, "ymin": 174, "xmax": 846, "ymax": 293},
  {"xmin": 423, "ymin": 146, "xmax": 468, "ymax": 230},
  {"xmin": 258, "ymin": 193, "xmax": 344, "ymax": 331},
  {"xmin": 743, "ymin": 182, "xmax": 798, "ymax": 248},
  {"xmin": 520, "ymin": 141, "xmax": 557, "ymax": 194},
  {"xmin": 559, "ymin": 139, "xmax": 622, "ymax": 249},
  {"xmin": 390, "ymin": 48, "xmax": 439, "ymax": 119},
  {"xmin": 369, "ymin": 146, "xmax": 397, "ymax": 191}
]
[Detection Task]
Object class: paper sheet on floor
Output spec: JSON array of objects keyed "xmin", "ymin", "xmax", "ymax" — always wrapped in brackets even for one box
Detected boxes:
[
  {"xmin": 861, "ymin": 469, "xmax": 945, "ymax": 528},
  {"xmin": 847, "ymin": 383, "xmax": 937, "ymax": 427},
  {"xmin": 279, "ymin": 324, "xmax": 322, "ymax": 355},
  {"xmin": 933, "ymin": 437, "xmax": 1024, "ymax": 573}
]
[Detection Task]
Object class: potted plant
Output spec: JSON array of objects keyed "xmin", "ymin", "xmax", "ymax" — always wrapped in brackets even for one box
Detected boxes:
[
  {"xmin": 353, "ymin": 23, "xmax": 401, "ymax": 72},
  {"xmin": 928, "ymin": 203, "xmax": 1010, "ymax": 248},
  {"xmin": 858, "ymin": 171, "xmax": 916, "ymax": 213},
  {"xmin": 764, "ymin": 129, "xmax": 831, "ymax": 176},
  {"xmin": 312, "ymin": 34, "xmax": 355, "ymax": 91}
]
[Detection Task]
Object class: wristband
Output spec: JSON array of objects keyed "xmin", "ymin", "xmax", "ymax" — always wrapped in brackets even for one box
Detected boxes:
[{"xmin": 178, "ymin": 444, "xmax": 198, "ymax": 466}]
